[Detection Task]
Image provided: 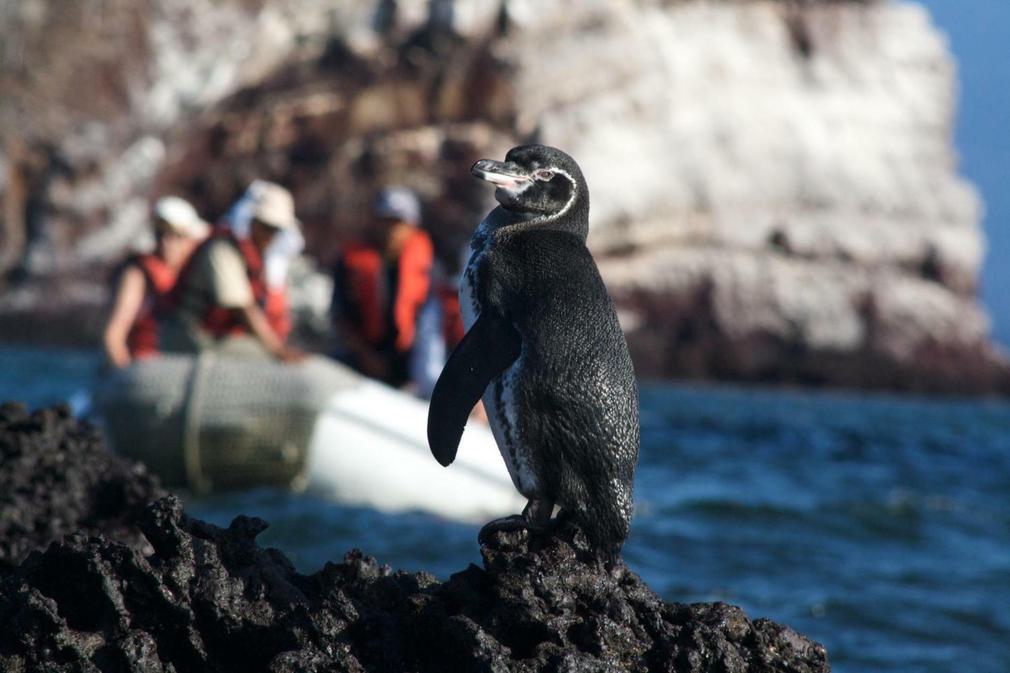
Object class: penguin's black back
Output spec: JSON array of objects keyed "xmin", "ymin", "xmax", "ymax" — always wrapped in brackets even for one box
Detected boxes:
[{"xmin": 481, "ymin": 223, "xmax": 639, "ymax": 555}]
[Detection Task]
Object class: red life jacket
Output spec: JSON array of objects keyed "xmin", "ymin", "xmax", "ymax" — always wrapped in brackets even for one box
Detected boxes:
[
  {"xmin": 126, "ymin": 253, "xmax": 178, "ymax": 359},
  {"xmin": 182, "ymin": 229, "xmax": 291, "ymax": 342},
  {"xmin": 437, "ymin": 282, "xmax": 465, "ymax": 350},
  {"xmin": 339, "ymin": 229, "xmax": 433, "ymax": 352},
  {"xmin": 341, "ymin": 242, "xmax": 386, "ymax": 345}
]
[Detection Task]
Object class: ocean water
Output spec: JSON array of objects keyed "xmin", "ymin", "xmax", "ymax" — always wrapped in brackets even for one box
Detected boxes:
[{"xmin": 1, "ymin": 346, "xmax": 1008, "ymax": 673}]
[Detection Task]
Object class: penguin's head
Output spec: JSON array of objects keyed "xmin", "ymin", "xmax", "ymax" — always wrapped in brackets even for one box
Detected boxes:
[{"xmin": 471, "ymin": 144, "xmax": 588, "ymax": 226}]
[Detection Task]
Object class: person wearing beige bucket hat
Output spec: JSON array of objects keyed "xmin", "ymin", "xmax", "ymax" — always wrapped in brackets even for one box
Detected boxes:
[
  {"xmin": 102, "ymin": 196, "xmax": 210, "ymax": 368},
  {"xmin": 160, "ymin": 181, "xmax": 305, "ymax": 362},
  {"xmin": 245, "ymin": 180, "xmax": 300, "ymax": 231}
]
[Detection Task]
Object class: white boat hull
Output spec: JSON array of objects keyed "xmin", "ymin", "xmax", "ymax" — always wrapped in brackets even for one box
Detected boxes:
[
  {"xmin": 307, "ymin": 380, "xmax": 523, "ymax": 523},
  {"xmin": 95, "ymin": 354, "xmax": 521, "ymax": 522}
]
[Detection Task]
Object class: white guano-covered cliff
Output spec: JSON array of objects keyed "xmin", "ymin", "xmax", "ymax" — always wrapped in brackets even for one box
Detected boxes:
[{"xmin": 494, "ymin": 1, "xmax": 986, "ymax": 360}]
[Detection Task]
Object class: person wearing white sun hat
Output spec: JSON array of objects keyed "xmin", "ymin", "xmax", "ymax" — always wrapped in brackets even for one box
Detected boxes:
[
  {"xmin": 102, "ymin": 196, "xmax": 209, "ymax": 368},
  {"xmin": 161, "ymin": 180, "xmax": 305, "ymax": 362}
]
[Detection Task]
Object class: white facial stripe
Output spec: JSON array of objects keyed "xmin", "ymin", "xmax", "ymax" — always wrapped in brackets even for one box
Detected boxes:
[
  {"xmin": 552, "ymin": 168, "xmax": 578, "ymax": 218},
  {"xmin": 528, "ymin": 167, "xmax": 578, "ymax": 224}
]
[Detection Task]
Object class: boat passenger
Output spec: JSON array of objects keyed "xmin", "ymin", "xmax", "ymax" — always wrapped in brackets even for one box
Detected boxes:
[
  {"xmin": 102, "ymin": 197, "xmax": 208, "ymax": 368},
  {"xmin": 409, "ymin": 246, "xmax": 487, "ymax": 420},
  {"xmin": 410, "ymin": 257, "xmax": 467, "ymax": 399},
  {"xmin": 161, "ymin": 181, "xmax": 304, "ymax": 362},
  {"xmin": 330, "ymin": 187, "xmax": 434, "ymax": 387}
]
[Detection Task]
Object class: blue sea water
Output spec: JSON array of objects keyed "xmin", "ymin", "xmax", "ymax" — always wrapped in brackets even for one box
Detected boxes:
[{"xmin": 1, "ymin": 346, "xmax": 1008, "ymax": 673}]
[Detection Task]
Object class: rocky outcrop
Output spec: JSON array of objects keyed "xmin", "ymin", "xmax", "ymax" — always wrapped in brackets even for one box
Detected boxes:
[
  {"xmin": 0, "ymin": 402, "xmax": 166, "ymax": 571},
  {"xmin": 0, "ymin": 495, "xmax": 829, "ymax": 673},
  {"xmin": 0, "ymin": 404, "xmax": 830, "ymax": 672},
  {"xmin": 0, "ymin": 0, "xmax": 1004, "ymax": 393}
]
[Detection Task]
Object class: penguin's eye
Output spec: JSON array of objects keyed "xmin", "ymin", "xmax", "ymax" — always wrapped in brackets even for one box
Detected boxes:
[{"xmin": 534, "ymin": 169, "xmax": 555, "ymax": 181}]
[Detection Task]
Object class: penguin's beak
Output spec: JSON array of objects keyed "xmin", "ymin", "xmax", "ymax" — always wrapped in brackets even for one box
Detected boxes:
[{"xmin": 471, "ymin": 159, "xmax": 531, "ymax": 190}]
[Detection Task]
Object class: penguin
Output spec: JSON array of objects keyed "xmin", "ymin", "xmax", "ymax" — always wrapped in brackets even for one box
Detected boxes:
[{"xmin": 427, "ymin": 144, "xmax": 639, "ymax": 558}]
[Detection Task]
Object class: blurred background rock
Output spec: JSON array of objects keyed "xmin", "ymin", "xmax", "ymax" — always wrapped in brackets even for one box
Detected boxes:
[{"xmin": 0, "ymin": 0, "xmax": 1005, "ymax": 394}]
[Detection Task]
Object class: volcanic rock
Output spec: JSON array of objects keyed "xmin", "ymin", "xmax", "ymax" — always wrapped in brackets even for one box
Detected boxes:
[
  {"xmin": 0, "ymin": 495, "xmax": 829, "ymax": 673},
  {"xmin": 0, "ymin": 405, "xmax": 828, "ymax": 672},
  {"xmin": 0, "ymin": 402, "xmax": 166, "ymax": 571}
]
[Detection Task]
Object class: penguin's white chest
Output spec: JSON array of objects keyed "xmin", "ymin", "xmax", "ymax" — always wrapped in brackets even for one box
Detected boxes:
[{"xmin": 460, "ymin": 244, "xmax": 539, "ymax": 499}]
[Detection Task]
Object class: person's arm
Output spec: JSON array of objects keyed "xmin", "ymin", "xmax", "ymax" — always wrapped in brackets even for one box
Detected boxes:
[
  {"xmin": 103, "ymin": 265, "xmax": 146, "ymax": 368},
  {"xmin": 238, "ymin": 303, "xmax": 304, "ymax": 362},
  {"xmin": 332, "ymin": 311, "xmax": 389, "ymax": 377},
  {"xmin": 206, "ymin": 241, "xmax": 303, "ymax": 363}
]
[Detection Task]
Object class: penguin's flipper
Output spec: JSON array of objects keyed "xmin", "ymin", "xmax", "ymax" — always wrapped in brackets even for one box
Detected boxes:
[{"xmin": 427, "ymin": 312, "xmax": 520, "ymax": 466}]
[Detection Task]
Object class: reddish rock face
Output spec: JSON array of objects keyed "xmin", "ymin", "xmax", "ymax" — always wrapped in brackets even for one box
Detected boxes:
[{"xmin": 616, "ymin": 283, "xmax": 1010, "ymax": 395}]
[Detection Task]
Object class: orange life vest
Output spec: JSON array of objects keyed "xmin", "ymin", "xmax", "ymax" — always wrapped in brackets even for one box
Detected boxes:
[
  {"xmin": 437, "ymin": 282, "xmax": 465, "ymax": 350},
  {"xmin": 339, "ymin": 229, "xmax": 433, "ymax": 352},
  {"xmin": 341, "ymin": 242, "xmax": 386, "ymax": 346},
  {"xmin": 181, "ymin": 230, "xmax": 291, "ymax": 342},
  {"xmin": 126, "ymin": 253, "xmax": 178, "ymax": 359}
]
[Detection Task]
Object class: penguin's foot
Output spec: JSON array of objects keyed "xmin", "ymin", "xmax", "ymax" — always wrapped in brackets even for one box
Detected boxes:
[
  {"xmin": 522, "ymin": 498, "xmax": 554, "ymax": 527},
  {"xmin": 478, "ymin": 514, "xmax": 526, "ymax": 538},
  {"xmin": 478, "ymin": 498, "xmax": 555, "ymax": 545}
]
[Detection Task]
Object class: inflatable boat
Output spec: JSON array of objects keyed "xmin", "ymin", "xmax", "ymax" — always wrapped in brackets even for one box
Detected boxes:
[{"xmin": 94, "ymin": 354, "xmax": 522, "ymax": 522}]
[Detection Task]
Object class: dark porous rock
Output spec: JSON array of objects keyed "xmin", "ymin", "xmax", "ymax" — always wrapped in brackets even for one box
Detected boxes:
[
  {"xmin": 0, "ymin": 402, "xmax": 166, "ymax": 571},
  {"xmin": 434, "ymin": 523, "xmax": 829, "ymax": 673},
  {"xmin": 0, "ymin": 495, "xmax": 829, "ymax": 673}
]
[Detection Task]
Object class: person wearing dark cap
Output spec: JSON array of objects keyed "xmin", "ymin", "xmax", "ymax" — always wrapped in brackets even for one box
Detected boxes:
[{"xmin": 331, "ymin": 187, "xmax": 434, "ymax": 386}]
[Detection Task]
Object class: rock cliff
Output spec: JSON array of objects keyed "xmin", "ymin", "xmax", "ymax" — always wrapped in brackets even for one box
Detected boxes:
[
  {"xmin": 0, "ymin": 406, "xmax": 830, "ymax": 673},
  {"xmin": 0, "ymin": 0, "xmax": 1003, "ymax": 392}
]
